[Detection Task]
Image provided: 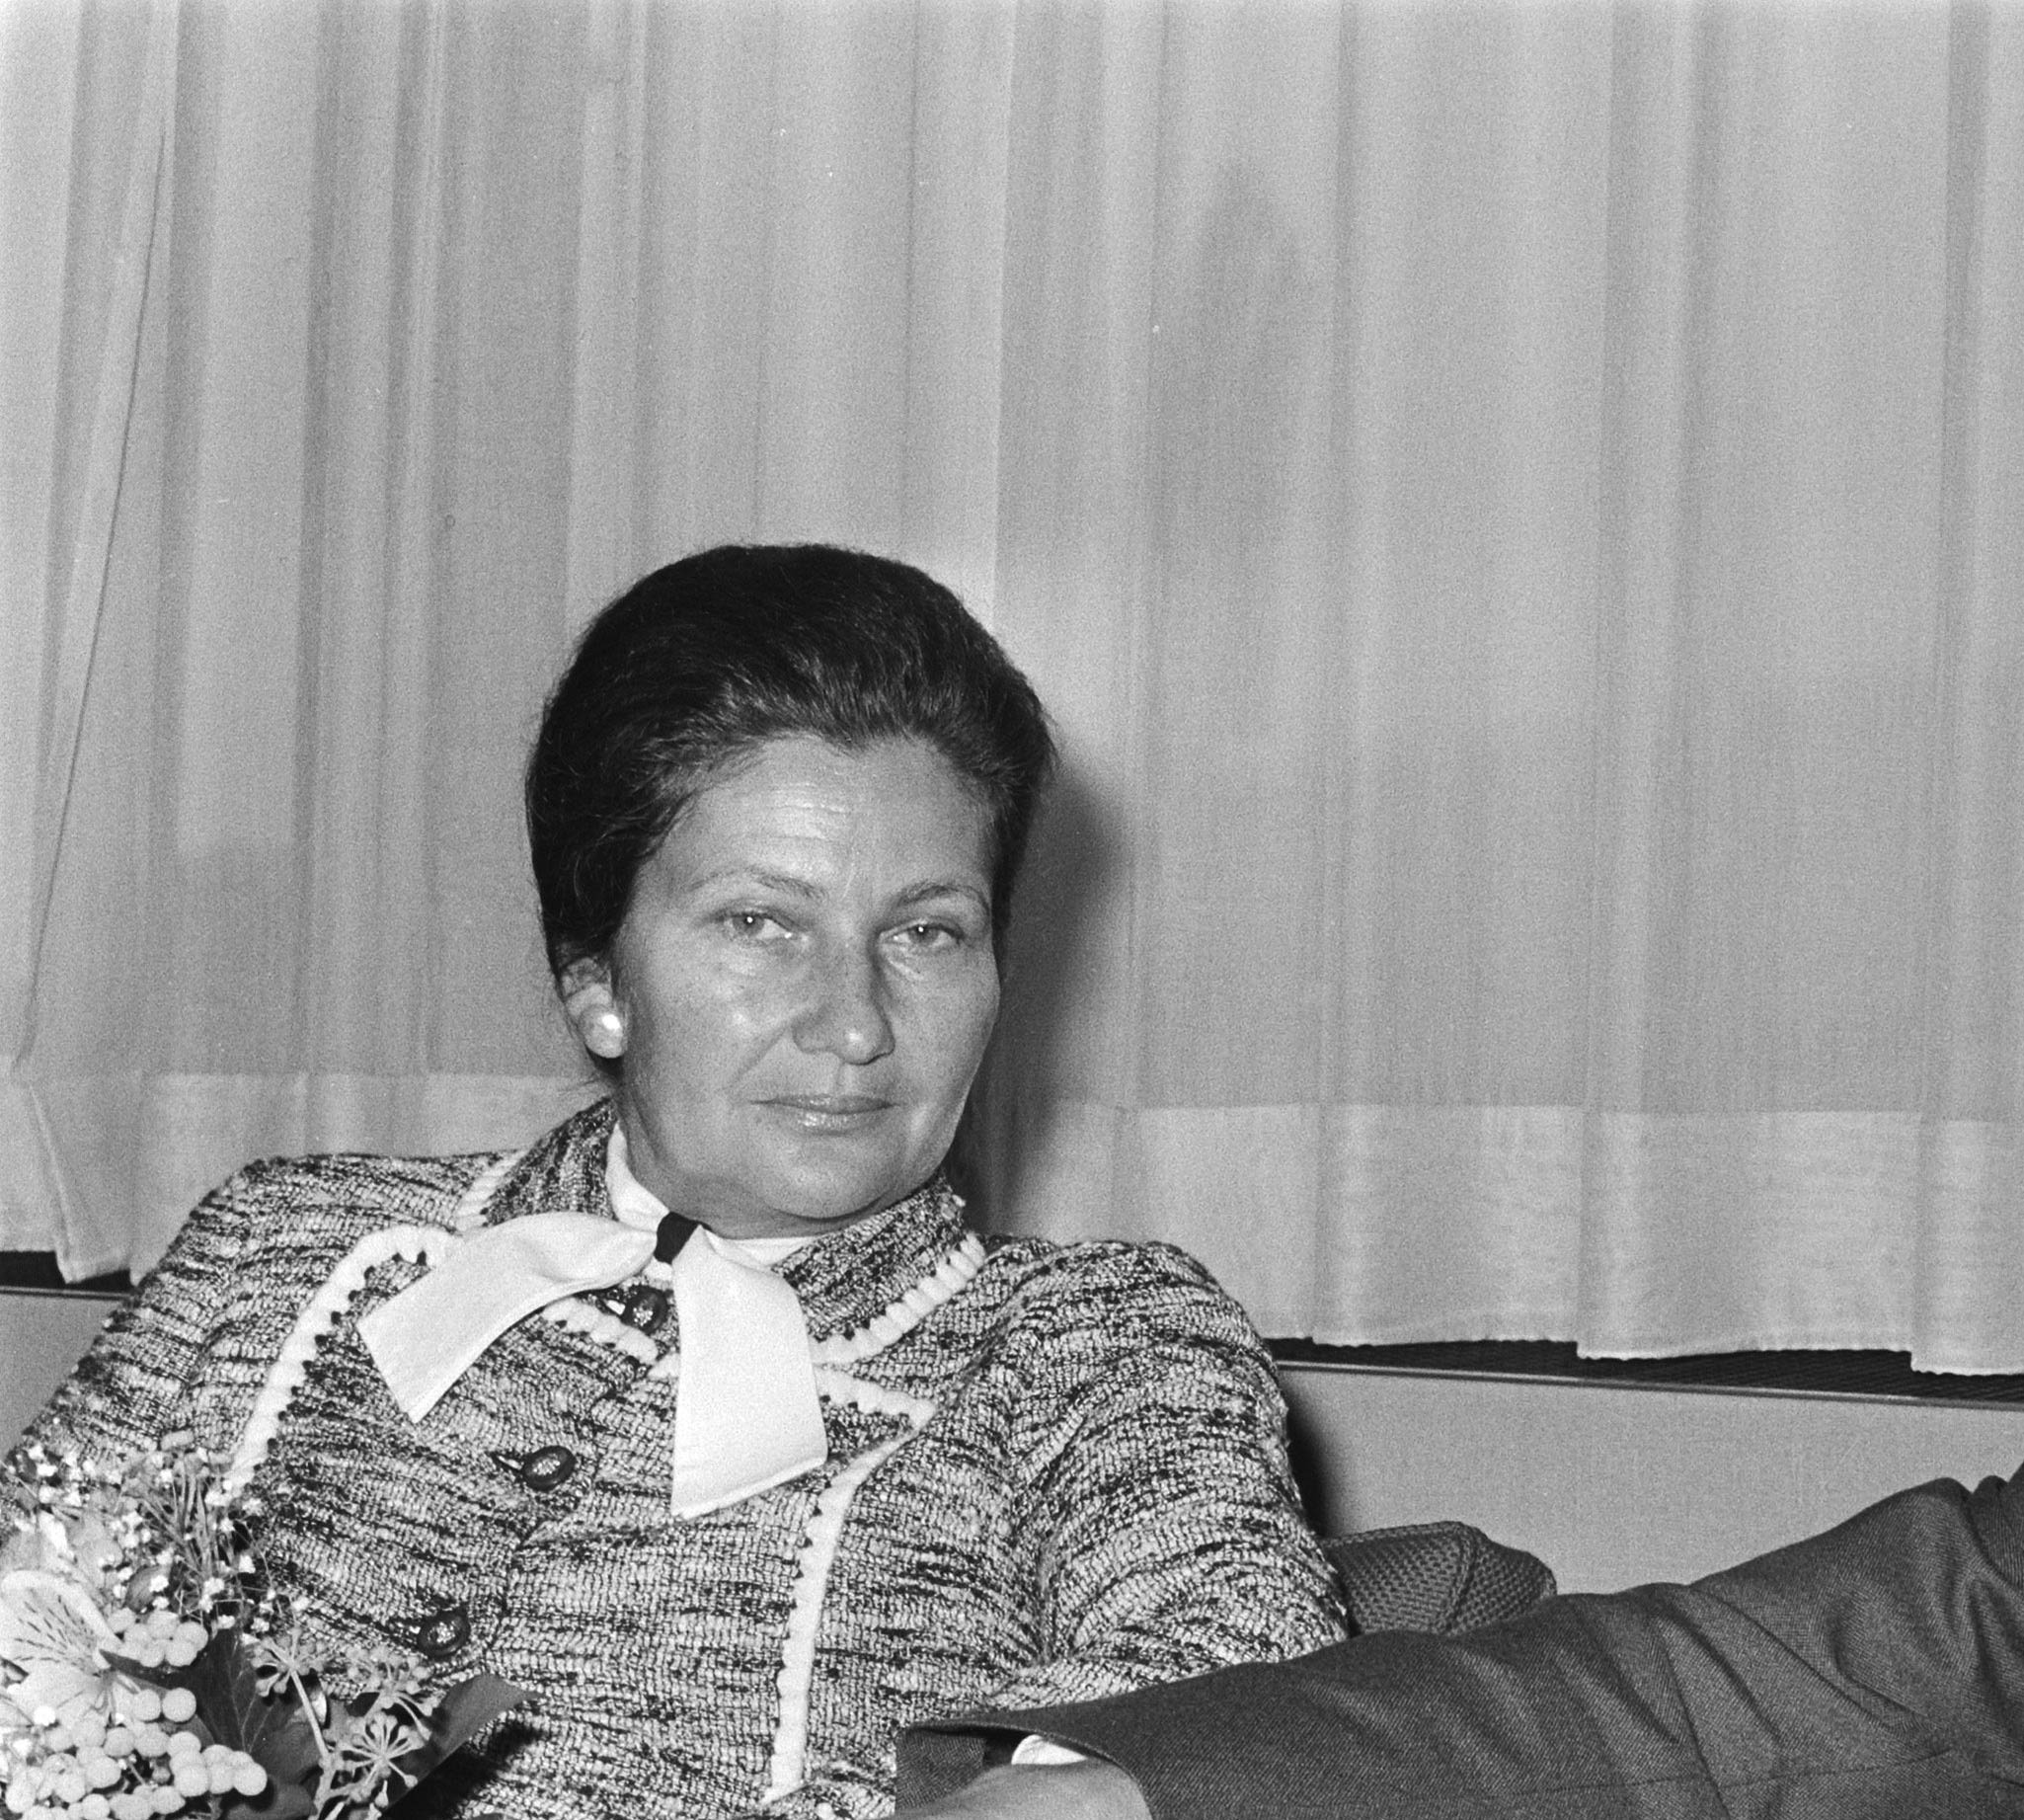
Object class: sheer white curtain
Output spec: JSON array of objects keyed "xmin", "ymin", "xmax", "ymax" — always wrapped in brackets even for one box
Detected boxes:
[{"xmin": 5, "ymin": 0, "xmax": 2021, "ymax": 1368}]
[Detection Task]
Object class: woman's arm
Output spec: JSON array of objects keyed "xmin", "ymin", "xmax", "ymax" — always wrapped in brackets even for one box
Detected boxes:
[
  {"xmin": 986, "ymin": 1244, "xmax": 1347, "ymax": 1712},
  {"xmin": 14, "ymin": 1163, "xmax": 265, "ymax": 1462}
]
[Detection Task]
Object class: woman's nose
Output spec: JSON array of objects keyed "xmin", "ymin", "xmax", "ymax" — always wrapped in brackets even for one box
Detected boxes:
[{"xmin": 792, "ymin": 945, "xmax": 895, "ymax": 1066}]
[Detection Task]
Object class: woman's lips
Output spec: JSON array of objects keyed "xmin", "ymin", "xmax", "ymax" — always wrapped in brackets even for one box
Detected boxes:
[{"xmin": 761, "ymin": 1094, "xmax": 893, "ymax": 1130}]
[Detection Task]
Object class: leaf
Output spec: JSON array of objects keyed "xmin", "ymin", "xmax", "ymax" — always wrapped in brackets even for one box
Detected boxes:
[
  {"xmin": 383, "ymin": 1675, "xmax": 528, "ymax": 1802},
  {"xmin": 178, "ymin": 1631, "xmax": 324, "ymax": 1810}
]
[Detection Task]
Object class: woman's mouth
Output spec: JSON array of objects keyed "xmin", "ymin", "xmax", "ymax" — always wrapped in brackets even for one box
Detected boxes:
[{"xmin": 762, "ymin": 1094, "xmax": 893, "ymax": 1130}]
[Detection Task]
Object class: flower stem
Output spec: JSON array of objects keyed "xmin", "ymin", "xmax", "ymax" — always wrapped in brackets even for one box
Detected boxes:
[{"xmin": 285, "ymin": 1661, "xmax": 333, "ymax": 1775}]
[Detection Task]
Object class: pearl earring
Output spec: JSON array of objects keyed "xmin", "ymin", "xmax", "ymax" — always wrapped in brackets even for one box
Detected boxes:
[{"xmin": 582, "ymin": 1008, "xmax": 626, "ymax": 1059}]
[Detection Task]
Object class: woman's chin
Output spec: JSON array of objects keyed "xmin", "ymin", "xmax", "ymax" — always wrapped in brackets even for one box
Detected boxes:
[
  {"xmin": 717, "ymin": 1155, "xmax": 924, "ymax": 1237},
  {"xmin": 717, "ymin": 1107, "xmax": 952, "ymax": 1233}
]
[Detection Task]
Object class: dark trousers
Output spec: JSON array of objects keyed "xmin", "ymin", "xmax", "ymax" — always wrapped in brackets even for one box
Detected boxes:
[{"xmin": 901, "ymin": 1468, "xmax": 2024, "ymax": 1817}]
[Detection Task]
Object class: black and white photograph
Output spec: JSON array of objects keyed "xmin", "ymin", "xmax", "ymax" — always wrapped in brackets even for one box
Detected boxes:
[{"xmin": 4, "ymin": 2, "xmax": 2023, "ymax": 1815}]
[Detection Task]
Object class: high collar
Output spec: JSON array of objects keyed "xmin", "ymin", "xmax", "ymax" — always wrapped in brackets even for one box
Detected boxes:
[{"xmin": 481, "ymin": 1098, "xmax": 972, "ymax": 1343}]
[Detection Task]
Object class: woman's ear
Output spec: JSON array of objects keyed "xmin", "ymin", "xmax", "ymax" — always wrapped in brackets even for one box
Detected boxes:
[{"xmin": 561, "ymin": 963, "xmax": 627, "ymax": 1061}]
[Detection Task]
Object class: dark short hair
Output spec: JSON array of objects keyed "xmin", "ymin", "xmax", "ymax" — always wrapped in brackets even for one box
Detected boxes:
[{"xmin": 526, "ymin": 543, "xmax": 1056, "ymax": 981}]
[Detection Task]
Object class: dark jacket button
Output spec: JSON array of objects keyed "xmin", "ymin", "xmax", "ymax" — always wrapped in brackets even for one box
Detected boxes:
[
  {"xmin": 519, "ymin": 1445, "xmax": 577, "ymax": 1491},
  {"xmin": 619, "ymin": 1285, "xmax": 669, "ymax": 1334},
  {"xmin": 492, "ymin": 1446, "xmax": 579, "ymax": 1492},
  {"xmin": 407, "ymin": 1599, "xmax": 470, "ymax": 1660}
]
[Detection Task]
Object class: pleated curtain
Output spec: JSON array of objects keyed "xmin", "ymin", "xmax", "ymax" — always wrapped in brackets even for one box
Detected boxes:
[{"xmin": 4, "ymin": 0, "xmax": 2021, "ymax": 1369}]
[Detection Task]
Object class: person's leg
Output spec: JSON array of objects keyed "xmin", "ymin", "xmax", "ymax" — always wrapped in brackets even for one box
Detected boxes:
[{"xmin": 901, "ymin": 1469, "xmax": 2024, "ymax": 1818}]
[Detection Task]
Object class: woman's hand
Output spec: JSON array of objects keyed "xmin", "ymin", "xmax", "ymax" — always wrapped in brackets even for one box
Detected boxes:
[{"xmin": 897, "ymin": 1762, "xmax": 1152, "ymax": 1820}]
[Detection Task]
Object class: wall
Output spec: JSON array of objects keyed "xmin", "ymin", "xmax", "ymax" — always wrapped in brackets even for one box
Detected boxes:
[
  {"xmin": 2, "ymin": 1290, "xmax": 116, "ymax": 1443},
  {"xmin": 10, "ymin": 1291, "xmax": 2023, "ymax": 1597},
  {"xmin": 1282, "ymin": 1364, "xmax": 2024, "ymax": 1592}
]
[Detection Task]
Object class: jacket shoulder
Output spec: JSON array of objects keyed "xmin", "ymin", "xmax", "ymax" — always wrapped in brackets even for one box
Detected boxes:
[
  {"xmin": 978, "ymin": 1233, "xmax": 1261, "ymax": 1352},
  {"xmin": 206, "ymin": 1147, "xmax": 516, "ymax": 1227}
]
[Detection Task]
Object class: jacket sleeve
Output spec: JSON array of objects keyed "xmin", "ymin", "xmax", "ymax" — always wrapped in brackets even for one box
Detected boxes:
[
  {"xmin": 14, "ymin": 1164, "xmax": 267, "ymax": 1464},
  {"xmin": 980, "ymin": 1243, "xmax": 1348, "ymax": 1713},
  {"xmin": 902, "ymin": 1466, "xmax": 2024, "ymax": 1819}
]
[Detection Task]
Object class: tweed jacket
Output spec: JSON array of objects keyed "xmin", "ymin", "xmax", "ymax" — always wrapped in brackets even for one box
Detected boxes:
[{"xmin": 19, "ymin": 1100, "xmax": 1346, "ymax": 1820}]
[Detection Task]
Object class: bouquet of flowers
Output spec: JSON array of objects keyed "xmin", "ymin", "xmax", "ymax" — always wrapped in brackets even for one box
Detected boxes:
[{"xmin": 2, "ymin": 1437, "xmax": 523, "ymax": 1820}]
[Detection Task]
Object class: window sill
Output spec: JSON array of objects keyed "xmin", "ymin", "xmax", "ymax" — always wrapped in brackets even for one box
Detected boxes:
[{"xmin": 1268, "ymin": 1339, "xmax": 2024, "ymax": 1408}]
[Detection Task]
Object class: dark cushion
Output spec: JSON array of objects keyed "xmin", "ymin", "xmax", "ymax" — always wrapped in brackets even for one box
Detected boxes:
[{"xmin": 1323, "ymin": 1520, "xmax": 1557, "ymax": 1636}]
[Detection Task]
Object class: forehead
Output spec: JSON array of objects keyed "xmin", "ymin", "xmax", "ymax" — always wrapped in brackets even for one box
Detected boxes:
[{"xmin": 662, "ymin": 735, "xmax": 992, "ymax": 884}]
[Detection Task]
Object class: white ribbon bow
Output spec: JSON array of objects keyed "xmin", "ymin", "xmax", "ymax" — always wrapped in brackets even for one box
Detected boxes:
[{"xmin": 357, "ymin": 1130, "xmax": 828, "ymax": 1517}]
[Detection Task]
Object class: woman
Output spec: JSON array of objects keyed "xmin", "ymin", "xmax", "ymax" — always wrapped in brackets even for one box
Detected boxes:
[{"xmin": 15, "ymin": 546, "xmax": 1345, "ymax": 1820}]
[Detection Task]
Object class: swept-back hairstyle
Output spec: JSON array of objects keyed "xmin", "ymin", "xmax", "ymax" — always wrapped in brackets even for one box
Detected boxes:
[{"xmin": 526, "ymin": 543, "xmax": 1056, "ymax": 981}]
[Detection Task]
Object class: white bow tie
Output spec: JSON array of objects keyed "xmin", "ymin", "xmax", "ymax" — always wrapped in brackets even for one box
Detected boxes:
[{"xmin": 358, "ymin": 1128, "xmax": 827, "ymax": 1517}]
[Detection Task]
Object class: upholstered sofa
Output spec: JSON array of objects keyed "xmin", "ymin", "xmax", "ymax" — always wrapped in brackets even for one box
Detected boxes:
[{"xmin": 1324, "ymin": 1520, "xmax": 1556, "ymax": 1636}]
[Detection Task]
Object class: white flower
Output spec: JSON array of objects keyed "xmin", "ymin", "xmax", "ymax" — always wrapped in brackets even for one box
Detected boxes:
[{"xmin": 0, "ymin": 1570, "xmax": 123, "ymax": 1726}]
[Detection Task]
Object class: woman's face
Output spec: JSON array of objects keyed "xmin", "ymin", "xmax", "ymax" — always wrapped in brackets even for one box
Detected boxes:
[{"xmin": 573, "ymin": 735, "xmax": 1001, "ymax": 1239}]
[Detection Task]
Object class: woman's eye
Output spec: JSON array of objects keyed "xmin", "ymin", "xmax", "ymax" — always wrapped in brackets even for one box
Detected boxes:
[
  {"xmin": 890, "ymin": 921, "xmax": 960, "ymax": 952},
  {"xmin": 726, "ymin": 910, "xmax": 790, "ymax": 941}
]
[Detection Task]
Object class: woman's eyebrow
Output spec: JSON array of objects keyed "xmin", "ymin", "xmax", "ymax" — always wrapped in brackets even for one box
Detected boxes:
[
  {"xmin": 689, "ymin": 867, "xmax": 822, "ymax": 900},
  {"xmin": 683, "ymin": 870, "xmax": 986, "ymax": 909},
  {"xmin": 895, "ymin": 880, "xmax": 990, "ymax": 910}
]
